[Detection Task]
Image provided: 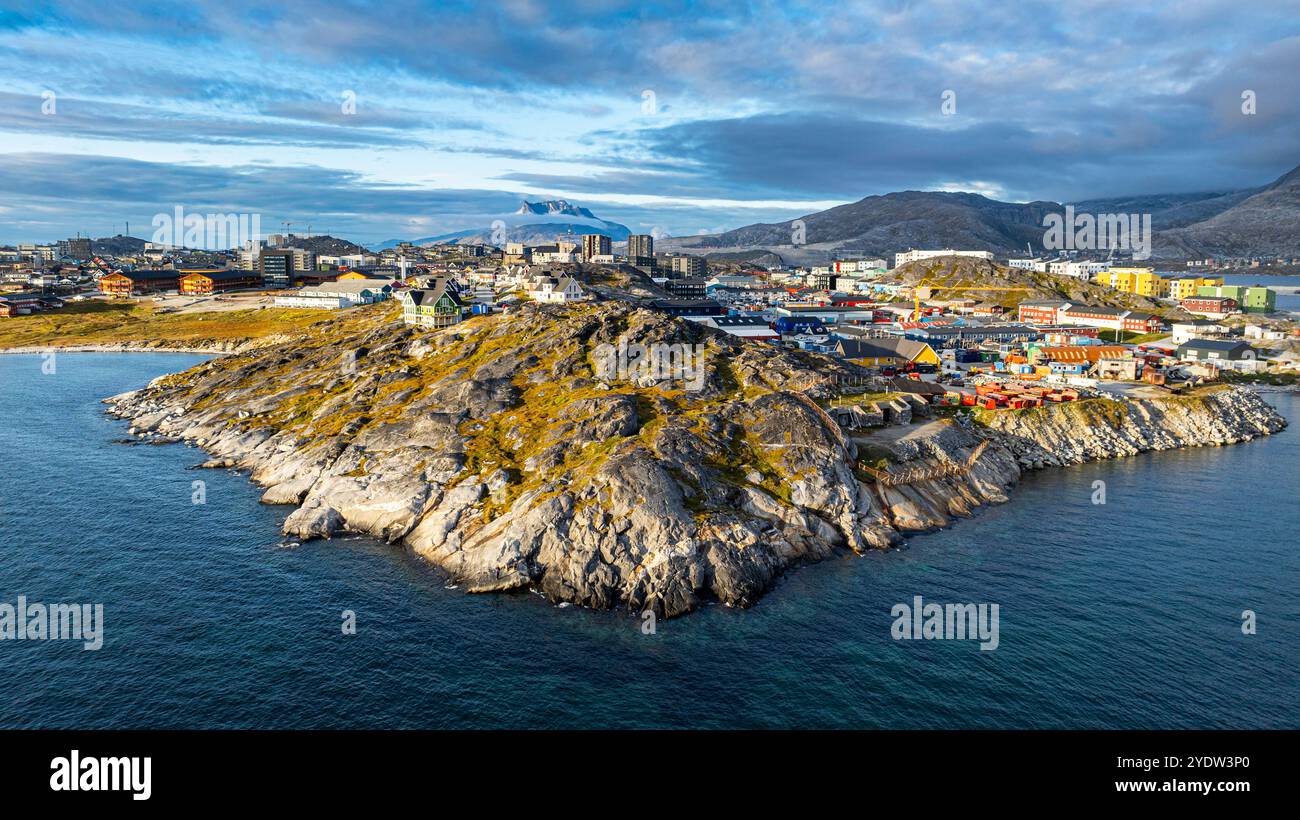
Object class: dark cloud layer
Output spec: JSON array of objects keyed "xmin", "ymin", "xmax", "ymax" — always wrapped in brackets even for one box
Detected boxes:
[{"xmin": 1, "ymin": 1, "xmax": 1298, "ymax": 242}]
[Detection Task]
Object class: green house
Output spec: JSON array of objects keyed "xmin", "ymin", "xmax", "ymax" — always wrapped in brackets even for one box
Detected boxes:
[
  {"xmin": 401, "ymin": 280, "xmax": 466, "ymax": 328},
  {"xmin": 1195, "ymin": 285, "xmax": 1276, "ymax": 313}
]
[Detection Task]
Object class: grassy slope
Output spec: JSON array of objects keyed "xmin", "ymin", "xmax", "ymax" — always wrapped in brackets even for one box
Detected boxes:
[{"xmin": 0, "ymin": 300, "xmax": 332, "ymax": 349}]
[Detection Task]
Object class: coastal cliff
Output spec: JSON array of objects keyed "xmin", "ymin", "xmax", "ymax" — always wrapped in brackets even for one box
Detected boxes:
[{"xmin": 104, "ymin": 302, "xmax": 1287, "ymax": 616}]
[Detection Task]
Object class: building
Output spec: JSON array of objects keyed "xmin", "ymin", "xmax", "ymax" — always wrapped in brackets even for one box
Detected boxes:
[
  {"xmin": 581, "ymin": 234, "xmax": 612, "ymax": 262},
  {"xmin": 1176, "ymin": 339, "xmax": 1258, "ymax": 366},
  {"xmin": 1017, "ymin": 301, "xmax": 1073, "ymax": 325},
  {"xmin": 1195, "ymin": 285, "xmax": 1276, "ymax": 313},
  {"xmin": 670, "ymin": 255, "xmax": 707, "ymax": 277},
  {"xmin": 834, "ymin": 337, "xmax": 940, "ymax": 368},
  {"xmin": 666, "ymin": 278, "xmax": 707, "ymax": 300},
  {"xmin": 685, "ymin": 315, "xmax": 779, "ymax": 341},
  {"xmin": 1061, "ymin": 304, "xmax": 1162, "ymax": 334},
  {"xmin": 1180, "ymin": 296, "xmax": 1238, "ymax": 319},
  {"xmin": 273, "ymin": 279, "xmax": 392, "ymax": 309},
  {"xmin": 259, "ymin": 249, "xmax": 295, "ymax": 288},
  {"xmin": 627, "ymin": 234, "xmax": 654, "ymax": 265},
  {"xmin": 98, "ymin": 269, "xmax": 180, "ymax": 296},
  {"xmin": 526, "ymin": 275, "xmax": 585, "ymax": 303},
  {"xmin": 1164, "ymin": 275, "xmax": 1223, "ymax": 300},
  {"xmin": 894, "ymin": 249, "xmax": 994, "ymax": 267},
  {"xmin": 901, "ymin": 324, "xmax": 1041, "ymax": 349},
  {"xmin": 1047, "ymin": 260, "xmax": 1110, "ymax": 279},
  {"xmin": 400, "ymin": 280, "xmax": 466, "ymax": 328},
  {"xmin": 1170, "ymin": 319, "xmax": 1230, "ymax": 344},
  {"xmin": 57, "ymin": 237, "xmax": 93, "ymax": 260},
  {"xmin": 1008, "ymin": 258, "xmax": 1049, "ymax": 273},
  {"xmin": 179, "ymin": 269, "xmax": 263, "ymax": 295},
  {"xmin": 1019, "ymin": 301, "xmax": 1161, "ymax": 333},
  {"xmin": 289, "ymin": 248, "xmax": 316, "ymax": 273},
  {"xmin": 649, "ymin": 299, "xmax": 724, "ymax": 318},
  {"xmin": 1094, "ymin": 266, "xmax": 1161, "ymax": 297}
]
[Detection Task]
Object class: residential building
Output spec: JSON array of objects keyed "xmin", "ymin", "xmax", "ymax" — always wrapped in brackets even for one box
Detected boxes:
[
  {"xmin": 1095, "ymin": 266, "xmax": 1161, "ymax": 297},
  {"xmin": 581, "ymin": 234, "xmax": 612, "ymax": 261},
  {"xmin": 1009, "ymin": 258, "xmax": 1050, "ymax": 273},
  {"xmin": 834, "ymin": 337, "xmax": 941, "ymax": 368},
  {"xmin": 179, "ymin": 269, "xmax": 263, "ymax": 295},
  {"xmin": 526, "ymin": 275, "xmax": 585, "ymax": 303},
  {"xmin": 1170, "ymin": 319, "xmax": 1230, "ymax": 344},
  {"xmin": 1017, "ymin": 300, "xmax": 1073, "ymax": 325},
  {"xmin": 98, "ymin": 269, "xmax": 180, "ymax": 296},
  {"xmin": 1180, "ymin": 296, "xmax": 1238, "ymax": 319},
  {"xmin": 627, "ymin": 234, "xmax": 654, "ymax": 265},
  {"xmin": 670, "ymin": 255, "xmax": 707, "ymax": 277},
  {"xmin": 57, "ymin": 237, "xmax": 92, "ymax": 260},
  {"xmin": 1048, "ymin": 260, "xmax": 1110, "ymax": 279},
  {"xmin": 894, "ymin": 249, "xmax": 994, "ymax": 267},
  {"xmin": 1195, "ymin": 285, "xmax": 1276, "ymax": 313},
  {"xmin": 400, "ymin": 280, "xmax": 466, "ymax": 328},
  {"xmin": 900, "ymin": 324, "xmax": 1041, "ymax": 349},
  {"xmin": 1165, "ymin": 275, "xmax": 1223, "ymax": 300}
]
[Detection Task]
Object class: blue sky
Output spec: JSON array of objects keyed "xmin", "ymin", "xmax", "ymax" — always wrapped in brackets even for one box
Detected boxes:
[{"xmin": 0, "ymin": 0, "xmax": 1297, "ymax": 246}]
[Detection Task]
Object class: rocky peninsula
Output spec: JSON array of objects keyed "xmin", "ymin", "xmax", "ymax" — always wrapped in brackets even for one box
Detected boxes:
[{"xmin": 105, "ymin": 302, "xmax": 1287, "ymax": 616}]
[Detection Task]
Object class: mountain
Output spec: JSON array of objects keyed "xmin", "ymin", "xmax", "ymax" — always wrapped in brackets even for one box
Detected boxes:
[
  {"xmin": 664, "ymin": 163, "xmax": 1300, "ymax": 262},
  {"xmin": 514, "ymin": 199, "xmax": 599, "ymax": 220},
  {"xmin": 1154, "ymin": 165, "xmax": 1300, "ymax": 258},
  {"xmin": 379, "ymin": 199, "xmax": 631, "ymax": 249},
  {"xmin": 678, "ymin": 191, "xmax": 1062, "ymax": 260}
]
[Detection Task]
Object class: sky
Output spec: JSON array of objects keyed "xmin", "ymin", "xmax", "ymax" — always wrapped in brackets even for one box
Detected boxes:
[{"xmin": 0, "ymin": 0, "xmax": 1297, "ymax": 247}]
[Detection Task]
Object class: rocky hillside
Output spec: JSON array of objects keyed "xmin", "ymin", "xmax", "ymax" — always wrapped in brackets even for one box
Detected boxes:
[
  {"xmin": 978, "ymin": 388, "xmax": 1286, "ymax": 467},
  {"xmin": 884, "ymin": 257, "xmax": 1176, "ymax": 314},
  {"xmin": 104, "ymin": 302, "xmax": 1286, "ymax": 616}
]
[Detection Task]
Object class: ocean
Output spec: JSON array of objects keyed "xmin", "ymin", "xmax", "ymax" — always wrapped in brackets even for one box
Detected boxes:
[{"xmin": 1, "ymin": 352, "xmax": 1296, "ymax": 729}]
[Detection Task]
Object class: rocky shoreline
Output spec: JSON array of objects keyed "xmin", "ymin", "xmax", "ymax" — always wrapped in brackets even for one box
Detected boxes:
[
  {"xmin": 1, "ymin": 341, "xmax": 239, "ymax": 355},
  {"xmin": 102, "ymin": 302, "xmax": 1288, "ymax": 616}
]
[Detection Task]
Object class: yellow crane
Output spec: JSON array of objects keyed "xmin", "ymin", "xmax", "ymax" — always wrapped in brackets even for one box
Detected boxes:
[{"xmin": 910, "ymin": 281, "xmax": 1031, "ymax": 320}]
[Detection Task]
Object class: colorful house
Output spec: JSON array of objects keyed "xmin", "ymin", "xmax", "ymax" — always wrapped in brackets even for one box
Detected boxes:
[
  {"xmin": 834, "ymin": 337, "xmax": 940, "ymax": 368},
  {"xmin": 400, "ymin": 280, "xmax": 465, "ymax": 328}
]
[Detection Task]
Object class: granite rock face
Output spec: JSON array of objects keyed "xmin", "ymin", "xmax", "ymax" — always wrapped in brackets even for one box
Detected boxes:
[{"xmin": 104, "ymin": 301, "xmax": 1286, "ymax": 616}]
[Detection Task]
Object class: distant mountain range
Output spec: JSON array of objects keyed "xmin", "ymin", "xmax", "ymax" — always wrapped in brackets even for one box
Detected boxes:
[
  {"xmin": 665, "ymin": 163, "xmax": 1300, "ymax": 263},
  {"xmin": 378, "ymin": 199, "xmax": 631, "ymax": 249}
]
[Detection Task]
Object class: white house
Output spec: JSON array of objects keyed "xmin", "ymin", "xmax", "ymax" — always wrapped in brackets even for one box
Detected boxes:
[
  {"xmin": 527, "ymin": 276, "xmax": 585, "ymax": 303},
  {"xmin": 273, "ymin": 279, "xmax": 392, "ymax": 309}
]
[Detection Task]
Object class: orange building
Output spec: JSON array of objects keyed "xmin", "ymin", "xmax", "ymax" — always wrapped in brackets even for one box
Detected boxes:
[
  {"xmin": 98, "ymin": 270, "xmax": 179, "ymax": 296},
  {"xmin": 178, "ymin": 269, "xmax": 263, "ymax": 295}
]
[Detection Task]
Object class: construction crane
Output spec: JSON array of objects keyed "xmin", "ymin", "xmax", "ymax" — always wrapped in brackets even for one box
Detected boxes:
[{"xmin": 910, "ymin": 281, "xmax": 1031, "ymax": 320}]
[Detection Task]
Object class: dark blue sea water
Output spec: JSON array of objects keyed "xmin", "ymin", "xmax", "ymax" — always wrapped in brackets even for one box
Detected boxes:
[{"xmin": 1, "ymin": 353, "xmax": 1297, "ymax": 729}]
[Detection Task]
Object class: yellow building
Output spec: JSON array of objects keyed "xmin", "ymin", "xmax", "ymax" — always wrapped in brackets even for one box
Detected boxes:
[
  {"xmin": 337, "ymin": 271, "xmax": 371, "ymax": 281},
  {"xmin": 1096, "ymin": 266, "xmax": 1162, "ymax": 297},
  {"xmin": 1165, "ymin": 276, "xmax": 1224, "ymax": 300}
]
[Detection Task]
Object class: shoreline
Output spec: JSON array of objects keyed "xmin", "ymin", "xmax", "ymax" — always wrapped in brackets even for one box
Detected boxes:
[{"xmin": 0, "ymin": 343, "xmax": 231, "ymax": 355}]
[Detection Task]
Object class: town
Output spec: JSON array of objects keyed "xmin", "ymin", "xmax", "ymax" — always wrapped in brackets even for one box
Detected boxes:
[{"xmin": 3, "ymin": 232, "xmax": 1299, "ymax": 424}]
